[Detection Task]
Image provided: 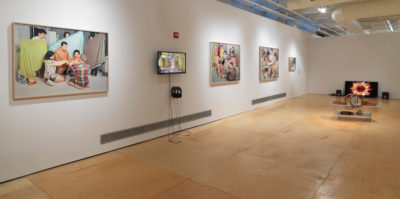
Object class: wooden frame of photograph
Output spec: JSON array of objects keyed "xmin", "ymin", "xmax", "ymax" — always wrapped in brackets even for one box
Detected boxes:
[
  {"xmin": 12, "ymin": 22, "xmax": 109, "ymax": 100},
  {"xmin": 210, "ymin": 41, "xmax": 240, "ymax": 87}
]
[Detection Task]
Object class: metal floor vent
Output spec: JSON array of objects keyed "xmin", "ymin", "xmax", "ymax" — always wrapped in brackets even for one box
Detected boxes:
[
  {"xmin": 252, "ymin": 93, "xmax": 286, "ymax": 105},
  {"xmin": 100, "ymin": 110, "xmax": 212, "ymax": 144}
]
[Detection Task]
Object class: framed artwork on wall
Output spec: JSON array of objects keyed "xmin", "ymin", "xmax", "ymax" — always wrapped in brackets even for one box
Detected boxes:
[
  {"xmin": 12, "ymin": 22, "xmax": 109, "ymax": 100},
  {"xmin": 289, "ymin": 57, "xmax": 296, "ymax": 72},
  {"xmin": 210, "ymin": 42, "xmax": 240, "ymax": 86},
  {"xmin": 259, "ymin": 46, "xmax": 279, "ymax": 82}
]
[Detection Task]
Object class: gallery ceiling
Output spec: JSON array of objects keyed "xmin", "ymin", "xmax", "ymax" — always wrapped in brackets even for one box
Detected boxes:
[{"xmin": 218, "ymin": 0, "xmax": 400, "ymax": 37}]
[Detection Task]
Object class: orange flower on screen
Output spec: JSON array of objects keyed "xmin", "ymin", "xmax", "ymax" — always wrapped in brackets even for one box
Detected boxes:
[{"xmin": 350, "ymin": 82, "xmax": 372, "ymax": 96}]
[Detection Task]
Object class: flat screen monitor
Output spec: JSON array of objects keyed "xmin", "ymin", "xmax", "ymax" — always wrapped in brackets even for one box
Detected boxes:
[
  {"xmin": 157, "ymin": 51, "xmax": 186, "ymax": 74},
  {"xmin": 345, "ymin": 81, "xmax": 378, "ymax": 98}
]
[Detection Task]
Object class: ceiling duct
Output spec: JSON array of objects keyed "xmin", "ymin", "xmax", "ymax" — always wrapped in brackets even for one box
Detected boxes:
[
  {"xmin": 218, "ymin": 0, "xmax": 342, "ymax": 36},
  {"xmin": 332, "ymin": 0, "xmax": 400, "ymax": 33},
  {"xmin": 286, "ymin": 0, "xmax": 363, "ymax": 10}
]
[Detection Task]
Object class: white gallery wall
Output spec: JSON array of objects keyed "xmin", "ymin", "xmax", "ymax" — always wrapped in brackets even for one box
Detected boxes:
[
  {"xmin": 307, "ymin": 32, "xmax": 400, "ymax": 98},
  {"xmin": 0, "ymin": 0, "xmax": 310, "ymax": 182}
]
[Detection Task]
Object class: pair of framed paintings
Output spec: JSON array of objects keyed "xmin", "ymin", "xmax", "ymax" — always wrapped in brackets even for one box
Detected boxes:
[{"xmin": 210, "ymin": 41, "xmax": 296, "ymax": 86}]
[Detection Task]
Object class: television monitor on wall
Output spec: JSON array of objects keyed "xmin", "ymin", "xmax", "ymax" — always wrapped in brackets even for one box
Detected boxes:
[
  {"xmin": 345, "ymin": 81, "xmax": 378, "ymax": 98},
  {"xmin": 157, "ymin": 51, "xmax": 186, "ymax": 74}
]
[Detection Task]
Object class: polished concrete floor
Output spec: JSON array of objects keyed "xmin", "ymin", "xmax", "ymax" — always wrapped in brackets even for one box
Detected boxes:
[{"xmin": 1, "ymin": 94, "xmax": 400, "ymax": 199}]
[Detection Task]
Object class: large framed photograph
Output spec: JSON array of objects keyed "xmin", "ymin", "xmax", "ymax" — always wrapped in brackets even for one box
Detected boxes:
[
  {"xmin": 259, "ymin": 46, "xmax": 279, "ymax": 82},
  {"xmin": 12, "ymin": 22, "xmax": 109, "ymax": 100},
  {"xmin": 210, "ymin": 42, "xmax": 240, "ymax": 86},
  {"xmin": 289, "ymin": 57, "xmax": 296, "ymax": 72}
]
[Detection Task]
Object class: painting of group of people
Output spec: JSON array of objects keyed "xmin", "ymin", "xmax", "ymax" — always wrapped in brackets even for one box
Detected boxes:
[
  {"xmin": 289, "ymin": 57, "xmax": 296, "ymax": 72},
  {"xmin": 13, "ymin": 22, "xmax": 108, "ymax": 99},
  {"xmin": 259, "ymin": 46, "xmax": 279, "ymax": 82},
  {"xmin": 210, "ymin": 42, "xmax": 240, "ymax": 86}
]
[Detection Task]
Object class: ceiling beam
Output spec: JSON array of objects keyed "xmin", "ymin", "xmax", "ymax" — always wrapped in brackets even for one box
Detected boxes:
[
  {"xmin": 237, "ymin": 0, "xmax": 336, "ymax": 36},
  {"xmin": 261, "ymin": 0, "xmax": 342, "ymax": 35},
  {"xmin": 286, "ymin": 0, "xmax": 364, "ymax": 10}
]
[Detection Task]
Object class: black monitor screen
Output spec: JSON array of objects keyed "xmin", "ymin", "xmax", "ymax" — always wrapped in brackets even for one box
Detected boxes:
[{"xmin": 157, "ymin": 51, "xmax": 186, "ymax": 74}]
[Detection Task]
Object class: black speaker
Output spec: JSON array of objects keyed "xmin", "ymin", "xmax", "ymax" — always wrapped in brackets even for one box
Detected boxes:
[
  {"xmin": 382, "ymin": 92, "xmax": 390, "ymax": 99},
  {"xmin": 171, "ymin": 87, "xmax": 182, "ymax": 98},
  {"xmin": 336, "ymin": 90, "xmax": 342, "ymax": 96}
]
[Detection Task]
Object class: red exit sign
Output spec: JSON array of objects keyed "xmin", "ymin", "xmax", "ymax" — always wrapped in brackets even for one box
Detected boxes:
[{"xmin": 173, "ymin": 32, "xmax": 179, "ymax": 39}]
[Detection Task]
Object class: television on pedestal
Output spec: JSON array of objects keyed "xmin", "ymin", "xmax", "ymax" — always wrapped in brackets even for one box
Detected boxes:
[{"xmin": 345, "ymin": 81, "xmax": 378, "ymax": 98}]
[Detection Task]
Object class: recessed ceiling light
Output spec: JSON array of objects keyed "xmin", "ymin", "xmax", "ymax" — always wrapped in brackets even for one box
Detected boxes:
[
  {"xmin": 386, "ymin": 20, "xmax": 394, "ymax": 32},
  {"xmin": 318, "ymin": 7, "xmax": 327, "ymax": 14}
]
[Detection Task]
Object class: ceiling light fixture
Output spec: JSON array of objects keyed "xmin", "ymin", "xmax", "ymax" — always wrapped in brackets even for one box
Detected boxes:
[
  {"xmin": 318, "ymin": 7, "xmax": 327, "ymax": 14},
  {"xmin": 386, "ymin": 20, "xmax": 394, "ymax": 32}
]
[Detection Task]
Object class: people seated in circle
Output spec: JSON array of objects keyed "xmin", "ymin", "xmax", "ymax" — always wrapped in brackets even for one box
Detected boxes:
[
  {"xmin": 43, "ymin": 51, "xmax": 68, "ymax": 86},
  {"xmin": 54, "ymin": 41, "xmax": 70, "ymax": 75},
  {"xmin": 64, "ymin": 32, "xmax": 70, "ymax": 38},
  {"xmin": 32, "ymin": 29, "xmax": 47, "ymax": 40},
  {"xmin": 71, "ymin": 50, "xmax": 82, "ymax": 65},
  {"xmin": 67, "ymin": 54, "xmax": 91, "ymax": 89}
]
